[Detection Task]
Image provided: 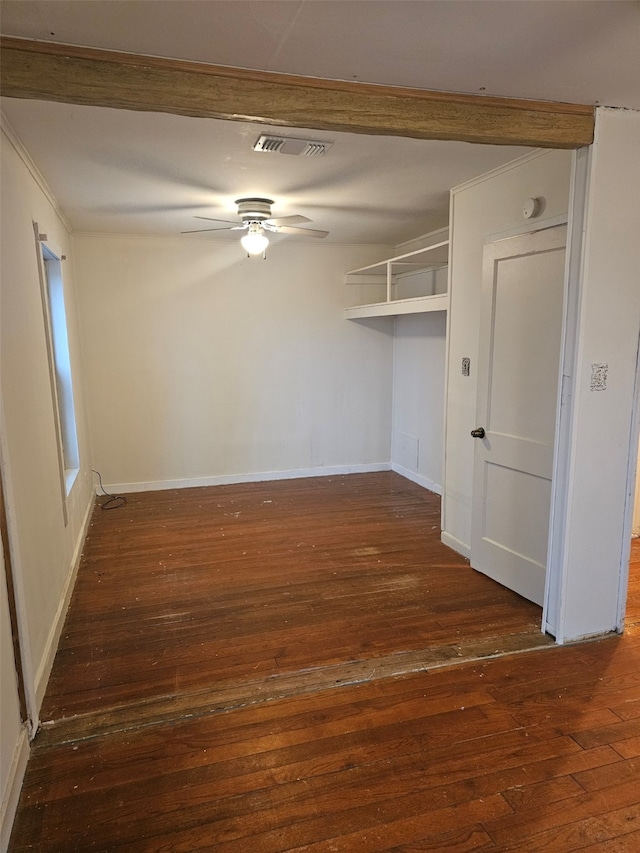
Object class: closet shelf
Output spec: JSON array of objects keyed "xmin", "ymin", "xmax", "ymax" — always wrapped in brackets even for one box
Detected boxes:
[
  {"xmin": 344, "ymin": 239, "xmax": 449, "ymax": 319},
  {"xmin": 344, "ymin": 292, "xmax": 449, "ymax": 319}
]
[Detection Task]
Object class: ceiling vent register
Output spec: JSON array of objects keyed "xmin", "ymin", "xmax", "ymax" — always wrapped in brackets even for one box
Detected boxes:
[{"xmin": 253, "ymin": 135, "xmax": 333, "ymax": 156}]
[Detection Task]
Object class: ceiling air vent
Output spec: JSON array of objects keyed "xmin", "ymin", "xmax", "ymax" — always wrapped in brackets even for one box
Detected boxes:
[{"xmin": 253, "ymin": 135, "xmax": 333, "ymax": 156}]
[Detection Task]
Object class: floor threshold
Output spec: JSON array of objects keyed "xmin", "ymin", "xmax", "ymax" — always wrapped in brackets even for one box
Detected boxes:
[{"xmin": 36, "ymin": 629, "xmax": 555, "ymax": 749}]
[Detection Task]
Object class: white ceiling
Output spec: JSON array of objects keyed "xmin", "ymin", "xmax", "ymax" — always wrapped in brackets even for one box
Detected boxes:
[
  {"xmin": 0, "ymin": 99, "xmax": 533, "ymax": 243},
  {"xmin": 1, "ymin": 1, "xmax": 638, "ymax": 245}
]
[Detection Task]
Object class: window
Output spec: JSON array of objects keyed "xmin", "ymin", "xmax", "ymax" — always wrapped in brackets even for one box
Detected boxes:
[{"xmin": 37, "ymin": 230, "xmax": 80, "ymax": 509}]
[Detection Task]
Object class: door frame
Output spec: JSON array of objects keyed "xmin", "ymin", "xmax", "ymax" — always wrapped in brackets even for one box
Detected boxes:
[
  {"xmin": 544, "ymin": 142, "xmax": 640, "ymax": 642},
  {"xmin": 542, "ymin": 148, "xmax": 590, "ymax": 638},
  {"xmin": 0, "ymin": 455, "xmax": 28, "ymax": 724},
  {"xmin": 0, "ymin": 401, "xmax": 39, "ymax": 735}
]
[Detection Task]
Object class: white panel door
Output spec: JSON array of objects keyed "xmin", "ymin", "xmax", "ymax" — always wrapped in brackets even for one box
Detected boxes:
[{"xmin": 471, "ymin": 226, "xmax": 567, "ymax": 605}]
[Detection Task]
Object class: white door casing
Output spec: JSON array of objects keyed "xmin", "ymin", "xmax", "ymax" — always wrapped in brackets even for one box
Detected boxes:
[{"xmin": 471, "ymin": 226, "xmax": 567, "ymax": 605}]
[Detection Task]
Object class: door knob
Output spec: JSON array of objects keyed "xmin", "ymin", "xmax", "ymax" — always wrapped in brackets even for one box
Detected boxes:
[{"xmin": 470, "ymin": 427, "xmax": 486, "ymax": 438}]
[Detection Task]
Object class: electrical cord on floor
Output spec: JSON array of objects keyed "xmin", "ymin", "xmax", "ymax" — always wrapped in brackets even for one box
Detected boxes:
[{"xmin": 92, "ymin": 469, "xmax": 127, "ymax": 510}]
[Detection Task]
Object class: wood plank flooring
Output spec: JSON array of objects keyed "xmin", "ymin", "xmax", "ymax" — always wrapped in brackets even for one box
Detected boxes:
[
  {"xmin": 38, "ymin": 474, "xmax": 550, "ymax": 743},
  {"xmin": 9, "ymin": 474, "xmax": 640, "ymax": 851}
]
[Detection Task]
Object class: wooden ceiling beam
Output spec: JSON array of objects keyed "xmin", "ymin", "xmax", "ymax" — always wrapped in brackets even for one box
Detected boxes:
[{"xmin": 0, "ymin": 37, "xmax": 594, "ymax": 149}]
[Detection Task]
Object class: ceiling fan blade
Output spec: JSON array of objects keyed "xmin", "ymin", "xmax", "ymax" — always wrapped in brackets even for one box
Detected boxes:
[
  {"xmin": 274, "ymin": 225, "xmax": 329, "ymax": 238},
  {"xmin": 181, "ymin": 226, "xmax": 237, "ymax": 234},
  {"xmin": 266, "ymin": 215, "xmax": 312, "ymax": 226},
  {"xmin": 194, "ymin": 215, "xmax": 241, "ymax": 225}
]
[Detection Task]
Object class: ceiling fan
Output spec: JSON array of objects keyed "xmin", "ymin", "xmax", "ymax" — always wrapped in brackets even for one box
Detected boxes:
[{"xmin": 182, "ymin": 197, "xmax": 329, "ymax": 255}]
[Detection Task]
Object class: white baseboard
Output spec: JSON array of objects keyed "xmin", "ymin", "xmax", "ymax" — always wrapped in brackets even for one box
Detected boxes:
[
  {"xmin": 441, "ymin": 531, "xmax": 471, "ymax": 559},
  {"xmin": 100, "ymin": 463, "xmax": 393, "ymax": 495},
  {"xmin": 391, "ymin": 463, "xmax": 442, "ymax": 495},
  {"xmin": 0, "ymin": 725, "xmax": 29, "ymax": 853},
  {"xmin": 34, "ymin": 494, "xmax": 95, "ymax": 707}
]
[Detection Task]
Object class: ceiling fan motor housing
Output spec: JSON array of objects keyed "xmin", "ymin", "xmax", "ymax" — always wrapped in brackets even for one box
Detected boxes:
[{"xmin": 235, "ymin": 198, "xmax": 274, "ymax": 222}]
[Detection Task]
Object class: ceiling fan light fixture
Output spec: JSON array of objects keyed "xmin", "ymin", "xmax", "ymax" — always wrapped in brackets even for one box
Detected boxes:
[{"xmin": 240, "ymin": 223, "xmax": 269, "ymax": 256}]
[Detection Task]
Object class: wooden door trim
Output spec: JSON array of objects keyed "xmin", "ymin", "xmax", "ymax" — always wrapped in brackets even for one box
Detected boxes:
[{"xmin": 0, "ymin": 37, "xmax": 594, "ymax": 149}]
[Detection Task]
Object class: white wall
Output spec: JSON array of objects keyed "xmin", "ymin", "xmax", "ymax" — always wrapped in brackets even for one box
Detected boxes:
[
  {"xmin": 0, "ymin": 125, "xmax": 94, "ymax": 843},
  {"xmin": 391, "ymin": 313, "xmax": 446, "ymax": 492},
  {"xmin": 73, "ymin": 235, "xmax": 395, "ymax": 490},
  {"xmin": 553, "ymin": 108, "xmax": 640, "ymax": 640},
  {"xmin": 390, "ymin": 227, "xmax": 448, "ymax": 493},
  {"xmin": 442, "ymin": 150, "xmax": 573, "ymax": 556}
]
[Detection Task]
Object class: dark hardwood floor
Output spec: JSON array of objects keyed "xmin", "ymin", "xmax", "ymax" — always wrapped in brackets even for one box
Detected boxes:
[
  {"xmin": 9, "ymin": 474, "xmax": 640, "ymax": 851},
  {"xmin": 37, "ymin": 473, "xmax": 550, "ymax": 743}
]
